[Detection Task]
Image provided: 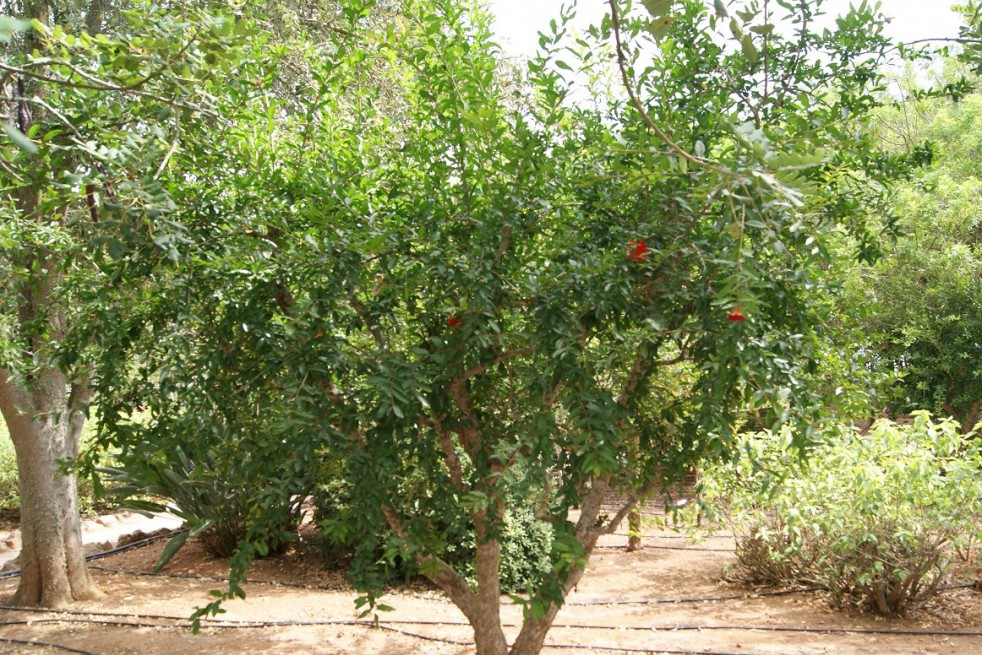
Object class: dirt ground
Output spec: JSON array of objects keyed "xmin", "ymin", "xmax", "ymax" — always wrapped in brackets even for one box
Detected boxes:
[{"xmin": 1, "ymin": 515, "xmax": 980, "ymax": 655}]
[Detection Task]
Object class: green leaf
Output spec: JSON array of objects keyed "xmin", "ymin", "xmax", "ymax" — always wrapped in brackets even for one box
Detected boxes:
[
  {"xmin": 741, "ymin": 35, "xmax": 760, "ymax": 64},
  {"xmin": 0, "ymin": 16, "xmax": 29, "ymax": 42},
  {"xmin": 642, "ymin": 0, "xmax": 673, "ymax": 18},
  {"xmin": 154, "ymin": 530, "xmax": 190, "ymax": 573},
  {"xmin": 646, "ymin": 15, "xmax": 675, "ymax": 40},
  {"xmin": 3, "ymin": 123, "xmax": 39, "ymax": 154}
]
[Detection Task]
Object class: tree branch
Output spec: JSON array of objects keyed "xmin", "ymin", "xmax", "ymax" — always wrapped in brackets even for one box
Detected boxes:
[
  {"xmin": 381, "ymin": 505, "xmax": 477, "ymax": 617},
  {"xmin": 606, "ymin": 0, "xmax": 734, "ymax": 177},
  {"xmin": 348, "ymin": 291, "xmax": 387, "ymax": 350}
]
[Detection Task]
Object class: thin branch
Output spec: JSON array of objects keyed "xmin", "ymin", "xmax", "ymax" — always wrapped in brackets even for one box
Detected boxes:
[
  {"xmin": 0, "ymin": 63, "xmax": 220, "ymax": 118},
  {"xmin": 154, "ymin": 136, "xmax": 181, "ymax": 180},
  {"xmin": 597, "ymin": 475, "xmax": 662, "ymax": 536},
  {"xmin": 433, "ymin": 414, "xmax": 467, "ymax": 492},
  {"xmin": 381, "ymin": 505, "xmax": 477, "ymax": 617},
  {"xmin": 458, "ymin": 347, "xmax": 533, "ymax": 381},
  {"xmin": 903, "ymin": 37, "xmax": 982, "ymax": 46},
  {"xmin": 493, "ymin": 225, "xmax": 511, "ymax": 263},
  {"xmin": 448, "ymin": 376, "xmax": 481, "ymax": 452},
  {"xmin": 606, "ymin": 0, "xmax": 734, "ymax": 177}
]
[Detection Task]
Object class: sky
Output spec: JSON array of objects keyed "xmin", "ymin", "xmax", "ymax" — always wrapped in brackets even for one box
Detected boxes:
[{"xmin": 485, "ymin": 0, "xmax": 966, "ymax": 58}]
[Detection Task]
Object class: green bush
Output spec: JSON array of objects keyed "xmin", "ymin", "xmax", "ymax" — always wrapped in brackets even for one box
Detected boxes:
[
  {"xmin": 703, "ymin": 413, "xmax": 982, "ymax": 616},
  {"xmin": 313, "ymin": 459, "xmax": 553, "ymax": 594},
  {"xmin": 102, "ymin": 442, "xmax": 304, "ymax": 569}
]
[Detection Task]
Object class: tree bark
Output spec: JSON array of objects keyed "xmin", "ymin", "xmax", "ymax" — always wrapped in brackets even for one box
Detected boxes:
[
  {"xmin": 626, "ymin": 504, "xmax": 642, "ymax": 551},
  {"xmin": 471, "ymin": 532, "xmax": 509, "ymax": 655},
  {"xmin": 1, "ymin": 0, "xmax": 100, "ymax": 606},
  {"xmin": 0, "ymin": 371, "xmax": 101, "ymax": 608}
]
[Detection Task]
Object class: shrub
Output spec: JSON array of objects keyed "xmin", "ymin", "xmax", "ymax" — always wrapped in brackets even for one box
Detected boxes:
[
  {"xmin": 703, "ymin": 413, "xmax": 982, "ymax": 616},
  {"xmin": 313, "ymin": 458, "xmax": 553, "ymax": 593},
  {"xmin": 102, "ymin": 442, "xmax": 304, "ymax": 569}
]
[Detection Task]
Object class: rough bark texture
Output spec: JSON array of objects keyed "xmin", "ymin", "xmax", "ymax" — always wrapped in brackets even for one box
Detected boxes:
[{"xmin": 0, "ymin": 371, "xmax": 101, "ymax": 607}]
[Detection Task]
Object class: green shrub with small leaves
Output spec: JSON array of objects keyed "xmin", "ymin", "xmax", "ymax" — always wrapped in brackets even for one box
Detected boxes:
[
  {"xmin": 703, "ymin": 413, "xmax": 981, "ymax": 616},
  {"xmin": 314, "ymin": 458, "xmax": 552, "ymax": 594}
]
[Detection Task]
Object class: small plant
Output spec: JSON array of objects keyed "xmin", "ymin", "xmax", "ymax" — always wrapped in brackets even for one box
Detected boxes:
[
  {"xmin": 102, "ymin": 443, "xmax": 304, "ymax": 571},
  {"xmin": 703, "ymin": 413, "xmax": 982, "ymax": 616}
]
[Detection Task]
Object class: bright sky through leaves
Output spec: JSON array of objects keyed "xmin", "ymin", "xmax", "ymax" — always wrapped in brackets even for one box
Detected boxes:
[{"xmin": 486, "ymin": 0, "xmax": 965, "ymax": 57}]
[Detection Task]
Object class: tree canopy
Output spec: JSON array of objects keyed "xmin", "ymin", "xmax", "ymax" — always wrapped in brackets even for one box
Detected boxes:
[{"xmin": 1, "ymin": 0, "xmax": 977, "ymax": 653}]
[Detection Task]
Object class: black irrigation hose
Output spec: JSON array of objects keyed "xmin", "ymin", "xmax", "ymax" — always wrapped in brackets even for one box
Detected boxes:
[
  {"xmin": 84, "ymin": 528, "xmax": 185, "ymax": 561},
  {"xmin": 0, "ymin": 528, "xmax": 183, "ymax": 580},
  {"xmin": 82, "ymin": 565, "xmax": 811, "ymax": 606},
  {"xmin": 568, "ymin": 587, "xmax": 825, "ymax": 606},
  {"xmin": 0, "ymin": 623, "xmax": 754, "ymax": 655},
  {"xmin": 543, "ymin": 645, "xmax": 754, "ymax": 655},
  {"xmin": 0, "ymin": 637, "xmax": 101, "ymax": 655},
  {"xmin": 68, "ymin": 561, "xmax": 982, "ymax": 608},
  {"xmin": 2, "ymin": 609, "xmax": 981, "ymax": 640},
  {"xmin": 594, "ymin": 544, "xmax": 734, "ymax": 552}
]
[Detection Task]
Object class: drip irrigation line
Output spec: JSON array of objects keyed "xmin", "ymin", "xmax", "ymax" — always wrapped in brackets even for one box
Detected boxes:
[
  {"xmin": 543, "ymin": 645, "xmax": 755, "ymax": 655},
  {"xmin": 0, "ymin": 604, "xmax": 212, "ymax": 623},
  {"xmin": 88, "ymin": 564, "xmax": 348, "ymax": 593},
  {"xmin": 366, "ymin": 619, "xmax": 982, "ymax": 639},
  {"xmin": 567, "ymin": 587, "xmax": 825, "ymax": 606},
  {"xmin": 0, "ymin": 528, "xmax": 183, "ymax": 580},
  {"xmin": 594, "ymin": 544, "xmax": 733, "ymax": 552},
  {"xmin": 0, "ymin": 637, "xmax": 100, "ymax": 655},
  {"xmin": 0, "ymin": 623, "xmax": 765, "ymax": 655},
  {"xmin": 2, "ymin": 608, "xmax": 981, "ymax": 642},
  {"xmin": 2, "ymin": 576, "xmax": 975, "ymax": 618},
  {"xmin": 84, "ymin": 528, "xmax": 184, "ymax": 561}
]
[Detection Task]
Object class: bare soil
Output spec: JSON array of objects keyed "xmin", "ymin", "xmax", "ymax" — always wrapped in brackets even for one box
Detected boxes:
[{"xmin": 1, "ymin": 518, "xmax": 980, "ymax": 655}]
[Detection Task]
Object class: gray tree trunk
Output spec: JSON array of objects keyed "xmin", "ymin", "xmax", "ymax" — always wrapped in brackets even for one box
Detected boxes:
[
  {"xmin": 1, "ymin": 0, "xmax": 100, "ymax": 605},
  {"xmin": 0, "ymin": 371, "xmax": 100, "ymax": 607}
]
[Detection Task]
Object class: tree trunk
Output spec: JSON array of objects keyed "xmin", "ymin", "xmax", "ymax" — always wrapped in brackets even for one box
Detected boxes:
[
  {"xmin": 626, "ymin": 503, "xmax": 642, "ymax": 551},
  {"xmin": 471, "ymin": 537, "xmax": 509, "ymax": 655},
  {"xmin": 0, "ymin": 0, "xmax": 100, "ymax": 610},
  {"xmin": 384, "ymin": 503, "xmax": 509, "ymax": 655},
  {"xmin": 0, "ymin": 371, "xmax": 101, "ymax": 608},
  {"xmin": 509, "ymin": 479, "xmax": 613, "ymax": 655}
]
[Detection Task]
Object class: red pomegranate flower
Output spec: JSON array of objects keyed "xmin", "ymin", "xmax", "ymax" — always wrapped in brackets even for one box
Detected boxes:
[
  {"xmin": 626, "ymin": 239, "xmax": 649, "ymax": 263},
  {"xmin": 447, "ymin": 316, "xmax": 463, "ymax": 328},
  {"xmin": 726, "ymin": 307, "xmax": 746, "ymax": 322}
]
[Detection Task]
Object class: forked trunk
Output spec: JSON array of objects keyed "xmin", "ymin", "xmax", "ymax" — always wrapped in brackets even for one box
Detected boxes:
[
  {"xmin": 0, "ymin": 370, "xmax": 101, "ymax": 608},
  {"xmin": 509, "ymin": 479, "xmax": 613, "ymax": 655}
]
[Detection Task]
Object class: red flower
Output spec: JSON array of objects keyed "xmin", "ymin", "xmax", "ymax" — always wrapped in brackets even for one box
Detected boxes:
[
  {"xmin": 626, "ymin": 239, "xmax": 649, "ymax": 263},
  {"xmin": 447, "ymin": 316, "xmax": 463, "ymax": 328},
  {"xmin": 726, "ymin": 307, "xmax": 746, "ymax": 322}
]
